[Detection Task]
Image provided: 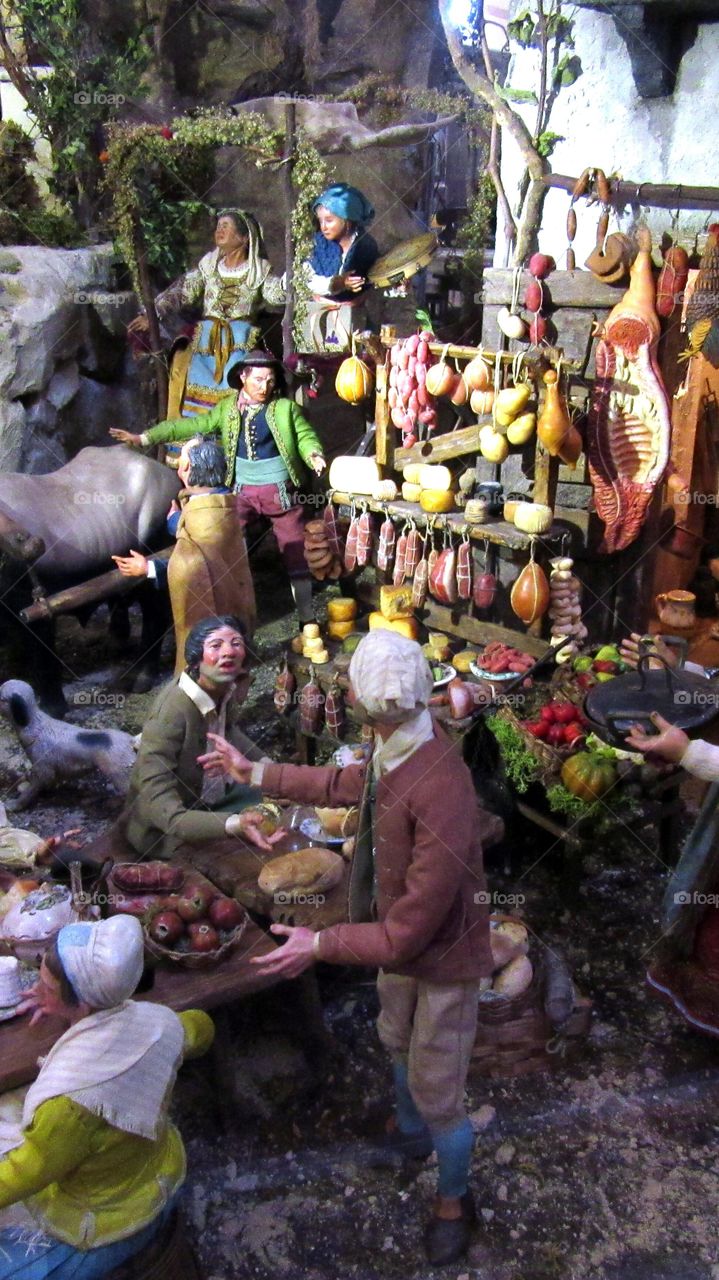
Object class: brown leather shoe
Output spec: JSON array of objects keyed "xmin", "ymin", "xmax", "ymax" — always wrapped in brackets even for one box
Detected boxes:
[
  {"xmin": 424, "ymin": 1191, "xmax": 477, "ymax": 1266},
  {"xmin": 647, "ymin": 958, "xmax": 719, "ymax": 1037}
]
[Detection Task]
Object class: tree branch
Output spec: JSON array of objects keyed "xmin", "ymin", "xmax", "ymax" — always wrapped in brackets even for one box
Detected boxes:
[
  {"xmin": 437, "ymin": 0, "xmax": 547, "ymax": 263},
  {"xmin": 480, "ymin": 20, "xmax": 516, "ymax": 255},
  {"xmin": 328, "ymin": 113, "xmax": 462, "ymax": 152}
]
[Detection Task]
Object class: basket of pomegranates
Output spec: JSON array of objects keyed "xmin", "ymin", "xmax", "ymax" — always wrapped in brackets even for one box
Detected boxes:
[
  {"xmin": 142, "ymin": 881, "xmax": 248, "ymax": 967},
  {"xmin": 103, "ymin": 863, "xmax": 247, "ymax": 968}
]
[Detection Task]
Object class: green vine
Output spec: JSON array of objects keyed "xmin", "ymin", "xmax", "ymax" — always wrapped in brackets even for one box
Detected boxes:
[
  {"xmin": 102, "ymin": 109, "xmax": 328, "ymax": 343},
  {"xmin": 290, "ymin": 130, "xmax": 332, "ymax": 348}
]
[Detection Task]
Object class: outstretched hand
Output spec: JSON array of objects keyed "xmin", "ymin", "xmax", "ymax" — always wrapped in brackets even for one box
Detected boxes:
[
  {"xmin": 198, "ymin": 733, "xmax": 253, "ymax": 782},
  {"xmin": 109, "ymin": 429, "xmax": 142, "ymax": 447},
  {"xmin": 624, "ymin": 712, "xmax": 689, "ymax": 763},
  {"xmin": 235, "ymin": 810, "xmax": 285, "ymax": 853},
  {"xmin": 250, "ymin": 923, "xmax": 316, "ymax": 978}
]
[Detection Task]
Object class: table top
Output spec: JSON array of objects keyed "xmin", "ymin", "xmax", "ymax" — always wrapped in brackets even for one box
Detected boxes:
[{"xmin": 0, "ymin": 916, "xmax": 277, "ymax": 1093}]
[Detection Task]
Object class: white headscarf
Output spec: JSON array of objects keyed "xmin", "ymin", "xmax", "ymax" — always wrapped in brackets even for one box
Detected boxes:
[
  {"xmin": 57, "ymin": 915, "xmax": 144, "ymax": 1008},
  {"xmin": 22, "ymin": 916, "xmax": 185, "ymax": 1140},
  {"xmin": 349, "ymin": 631, "xmax": 433, "ymax": 724}
]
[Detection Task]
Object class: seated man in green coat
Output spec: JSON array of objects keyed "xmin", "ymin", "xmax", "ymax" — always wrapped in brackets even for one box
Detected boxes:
[
  {"xmin": 121, "ymin": 614, "xmax": 283, "ymax": 860},
  {"xmin": 111, "ymin": 350, "xmax": 326, "ymax": 623}
]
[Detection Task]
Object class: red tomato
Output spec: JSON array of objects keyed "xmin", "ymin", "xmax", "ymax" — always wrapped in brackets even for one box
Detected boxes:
[
  {"xmin": 546, "ymin": 724, "xmax": 566, "ymax": 746},
  {"xmin": 563, "ymin": 722, "xmax": 585, "ymax": 745},
  {"xmin": 526, "ymin": 720, "xmax": 549, "ymax": 739},
  {"xmin": 540, "ymin": 705, "xmax": 556, "ymax": 723},
  {"xmin": 553, "ymin": 703, "xmax": 577, "ymax": 724}
]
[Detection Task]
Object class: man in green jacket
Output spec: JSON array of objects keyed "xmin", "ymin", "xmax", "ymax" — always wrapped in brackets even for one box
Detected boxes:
[{"xmin": 111, "ymin": 350, "xmax": 325, "ymax": 623}]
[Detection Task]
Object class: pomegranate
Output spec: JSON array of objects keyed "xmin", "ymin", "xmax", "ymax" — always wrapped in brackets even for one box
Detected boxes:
[
  {"xmin": 188, "ymin": 921, "xmax": 219, "ymax": 953},
  {"xmin": 148, "ymin": 911, "xmax": 184, "ymax": 946},
  {"xmin": 208, "ymin": 897, "xmax": 244, "ymax": 931},
  {"xmin": 176, "ymin": 885, "xmax": 213, "ymax": 923}
]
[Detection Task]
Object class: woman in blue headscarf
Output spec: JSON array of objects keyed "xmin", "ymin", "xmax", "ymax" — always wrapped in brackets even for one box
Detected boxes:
[{"xmin": 302, "ymin": 183, "xmax": 380, "ymax": 352}]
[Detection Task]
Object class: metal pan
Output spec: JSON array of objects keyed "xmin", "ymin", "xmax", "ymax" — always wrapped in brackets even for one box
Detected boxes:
[{"xmin": 584, "ymin": 654, "xmax": 719, "ymax": 748}]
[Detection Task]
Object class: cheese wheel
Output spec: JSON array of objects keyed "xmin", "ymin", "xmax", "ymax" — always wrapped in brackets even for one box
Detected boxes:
[
  {"xmin": 420, "ymin": 489, "xmax": 455, "ymax": 514},
  {"xmin": 303, "ymin": 636, "xmax": 324, "ymax": 652},
  {"xmin": 368, "ymin": 612, "xmax": 419, "ymax": 640},
  {"xmin": 328, "ymin": 619, "xmax": 356, "ymax": 640},
  {"xmin": 302, "ymin": 623, "xmax": 321, "ymax": 639},
  {"xmin": 403, "ymin": 463, "xmax": 423, "ymax": 485},
  {"xmin": 327, "ymin": 597, "xmax": 358, "ymax": 623},
  {"xmin": 418, "ymin": 464, "xmax": 453, "ymax": 492},
  {"xmin": 402, "ymin": 481, "xmax": 422, "ymax": 503},
  {"xmin": 328, "ymin": 456, "xmax": 382, "ymax": 495}
]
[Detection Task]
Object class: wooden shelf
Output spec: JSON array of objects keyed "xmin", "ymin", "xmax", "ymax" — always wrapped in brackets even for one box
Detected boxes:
[{"xmin": 330, "ymin": 492, "xmax": 568, "ymax": 552}]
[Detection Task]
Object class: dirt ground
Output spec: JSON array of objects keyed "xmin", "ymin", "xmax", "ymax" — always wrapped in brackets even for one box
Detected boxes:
[{"xmin": 1, "ymin": 558, "xmax": 718, "ymax": 1280}]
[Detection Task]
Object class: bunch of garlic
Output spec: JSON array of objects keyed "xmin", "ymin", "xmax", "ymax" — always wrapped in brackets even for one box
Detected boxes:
[{"xmin": 548, "ymin": 556, "xmax": 587, "ymax": 663}]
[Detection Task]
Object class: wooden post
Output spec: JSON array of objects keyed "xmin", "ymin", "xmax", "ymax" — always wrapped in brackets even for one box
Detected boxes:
[
  {"xmin": 282, "ymin": 102, "xmax": 297, "ymax": 364},
  {"xmin": 374, "ymin": 363, "xmax": 391, "ymax": 472},
  {"xmin": 133, "ymin": 229, "xmax": 168, "ymax": 422}
]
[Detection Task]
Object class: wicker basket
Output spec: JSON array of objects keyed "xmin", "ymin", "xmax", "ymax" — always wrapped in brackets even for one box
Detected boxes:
[
  {"xmin": 142, "ymin": 903, "xmax": 248, "ymax": 969},
  {"xmin": 493, "ymin": 704, "xmax": 564, "ymax": 785},
  {"xmin": 476, "ymin": 954, "xmax": 543, "ymax": 1025},
  {"xmin": 472, "ymin": 955, "xmax": 592, "ymax": 1079}
]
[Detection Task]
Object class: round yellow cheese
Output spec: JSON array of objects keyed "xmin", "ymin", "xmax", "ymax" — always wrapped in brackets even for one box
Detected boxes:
[{"xmin": 327, "ymin": 597, "xmax": 358, "ymax": 623}]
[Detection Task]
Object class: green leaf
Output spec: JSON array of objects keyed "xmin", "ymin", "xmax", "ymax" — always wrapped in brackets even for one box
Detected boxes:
[
  {"xmin": 507, "ymin": 14, "xmax": 535, "ymax": 46},
  {"xmin": 553, "ymin": 53, "xmax": 582, "ymax": 88},
  {"xmin": 497, "ymin": 85, "xmax": 538, "ymax": 104},
  {"xmin": 536, "ymin": 130, "xmax": 564, "ymax": 157}
]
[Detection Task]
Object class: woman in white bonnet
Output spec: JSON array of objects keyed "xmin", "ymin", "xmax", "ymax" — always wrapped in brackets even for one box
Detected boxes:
[{"xmin": 0, "ymin": 915, "xmax": 213, "ymax": 1278}]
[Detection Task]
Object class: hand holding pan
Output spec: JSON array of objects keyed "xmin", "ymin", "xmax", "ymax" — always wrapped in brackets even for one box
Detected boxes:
[{"xmin": 624, "ymin": 711, "xmax": 689, "ymax": 763}]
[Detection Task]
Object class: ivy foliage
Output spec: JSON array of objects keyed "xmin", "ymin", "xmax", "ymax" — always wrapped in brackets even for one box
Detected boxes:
[{"xmin": 2, "ymin": 0, "xmax": 151, "ymax": 226}]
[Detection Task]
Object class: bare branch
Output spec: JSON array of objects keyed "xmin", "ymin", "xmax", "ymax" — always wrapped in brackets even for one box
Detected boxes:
[{"xmin": 326, "ymin": 113, "xmax": 463, "ymax": 152}]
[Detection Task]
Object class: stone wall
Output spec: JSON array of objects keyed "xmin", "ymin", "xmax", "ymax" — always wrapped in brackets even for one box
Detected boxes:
[
  {"xmin": 0, "ymin": 245, "xmax": 143, "ymax": 473},
  {"xmin": 495, "ymin": 6, "xmax": 719, "ymax": 267}
]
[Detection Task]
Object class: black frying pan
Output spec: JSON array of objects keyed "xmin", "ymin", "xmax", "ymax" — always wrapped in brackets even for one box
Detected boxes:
[{"xmin": 584, "ymin": 654, "xmax": 719, "ymax": 748}]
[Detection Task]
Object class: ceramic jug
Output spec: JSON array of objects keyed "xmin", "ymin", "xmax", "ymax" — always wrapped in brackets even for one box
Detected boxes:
[{"xmin": 655, "ymin": 589, "xmax": 696, "ymax": 630}]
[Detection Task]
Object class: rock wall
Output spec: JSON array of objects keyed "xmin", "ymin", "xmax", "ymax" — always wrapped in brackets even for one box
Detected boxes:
[
  {"xmin": 0, "ymin": 245, "xmax": 144, "ymax": 473},
  {"xmin": 495, "ymin": 7, "xmax": 719, "ymax": 266}
]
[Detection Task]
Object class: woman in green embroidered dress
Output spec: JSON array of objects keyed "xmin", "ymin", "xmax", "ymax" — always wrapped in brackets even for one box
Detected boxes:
[{"xmin": 127, "ymin": 209, "xmax": 285, "ymax": 417}]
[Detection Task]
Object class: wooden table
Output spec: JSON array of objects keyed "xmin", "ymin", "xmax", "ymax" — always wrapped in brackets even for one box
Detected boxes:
[{"xmin": 0, "ymin": 918, "xmax": 277, "ymax": 1096}]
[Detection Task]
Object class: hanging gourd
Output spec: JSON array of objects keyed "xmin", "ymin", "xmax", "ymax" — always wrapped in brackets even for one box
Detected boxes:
[
  {"xmin": 510, "ymin": 543, "xmax": 550, "ymax": 625},
  {"xmin": 537, "ymin": 369, "xmax": 572, "ymax": 457},
  {"xmin": 425, "ymin": 344, "xmax": 456, "ymax": 398},
  {"xmin": 465, "ymin": 352, "xmax": 492, "ymax": 391},
  {"xmin": 335, "ymin": 338, "xmax": 375, "ymax": 404}
]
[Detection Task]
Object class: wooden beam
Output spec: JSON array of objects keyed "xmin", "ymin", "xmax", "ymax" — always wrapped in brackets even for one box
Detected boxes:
[
  {"xmin": 374, "ymin": 363, "xmax": 391, "ymax": 470},
  {"xmin": 394, "ymin": 422, "xmax": 481, "ymax": 469},
  {"xmin": 543, "ymin": 172, "xmax": 719, "ymax": 213},
  {"xmin": 355, "ymin": 580, "xmax": 550, "ymax": 657},
  {"xmin": 483, "ymin": 269, "xmax": 623, "ymax": 310},
  {"xmin": 20, "ymin": 549, "xmax": 173, "ymax": 623}
]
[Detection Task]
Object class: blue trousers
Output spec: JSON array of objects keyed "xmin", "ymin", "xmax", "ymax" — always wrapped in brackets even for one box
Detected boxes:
[{"xmin": 0, "ymin": 1201, "xmax": 174, "ymax": 1279}]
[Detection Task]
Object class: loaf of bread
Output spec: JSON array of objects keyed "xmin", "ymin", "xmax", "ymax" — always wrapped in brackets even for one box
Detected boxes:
[
  {"xmin": 314, "ymin": 807, "xmax": 359, "ymax": 837},
  {"xmin": 257, "ymin": 848, "xmax": 345, "ymax": 897}
]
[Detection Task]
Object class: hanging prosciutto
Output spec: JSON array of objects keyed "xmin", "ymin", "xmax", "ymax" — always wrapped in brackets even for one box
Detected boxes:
[{"xmin": 586, "ymin": 228, "xmax": 671, "ymax": 553}]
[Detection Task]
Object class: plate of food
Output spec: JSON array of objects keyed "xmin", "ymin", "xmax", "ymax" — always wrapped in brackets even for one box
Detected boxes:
[{"xmin": 429, "ymin": 662, "xmax": 455, "ymax": 688}]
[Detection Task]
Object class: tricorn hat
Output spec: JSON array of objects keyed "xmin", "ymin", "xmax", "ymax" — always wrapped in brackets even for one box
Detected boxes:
[{"xmin": 226, "ymin": 349, "xmax": 284, "ymax": 389}]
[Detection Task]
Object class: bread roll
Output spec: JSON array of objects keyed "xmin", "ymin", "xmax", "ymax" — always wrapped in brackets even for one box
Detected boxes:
[{"xmin": 257, "ymin": 848, "xmax": 344, "ymax": 897}]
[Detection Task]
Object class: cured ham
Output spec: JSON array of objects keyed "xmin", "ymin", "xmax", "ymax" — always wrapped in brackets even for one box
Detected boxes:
[{"xmin": 586, "ymin": 229, "xmax": 671, "ymax": 553}]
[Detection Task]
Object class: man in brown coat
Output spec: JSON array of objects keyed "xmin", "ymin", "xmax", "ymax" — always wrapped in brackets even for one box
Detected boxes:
[{"xmin": 199, "ymin": 630, "xmax": 502, "ymax": 1265}]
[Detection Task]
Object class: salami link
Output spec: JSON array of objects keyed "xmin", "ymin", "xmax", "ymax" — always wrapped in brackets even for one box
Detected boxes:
[
  {"xmin": 404, "ymin": 523, "xmax": 422, "ymax": 579},
  {"xmin": 356, "ymin": 508, "xmax": 372, "ymax": 568},
  {"xmin": 457, "ymin": 535, "xmax": 472, "ymax": 600},
  {"xmin": 344, "ymin": 511, "xmax": 360, "ymax": 572},
  {"xmin": 393, "ymin": 525, "xmax": 409, "ymax": 587},
  {"xmin": 377, "ymin": 514, "xmax": 396, "ymax": 572}
]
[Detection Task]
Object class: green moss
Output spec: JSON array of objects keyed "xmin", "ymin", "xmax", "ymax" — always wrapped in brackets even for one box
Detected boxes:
[{"xmin": 545, "ymin": 783, "xmax": 592, "ymax": 822}]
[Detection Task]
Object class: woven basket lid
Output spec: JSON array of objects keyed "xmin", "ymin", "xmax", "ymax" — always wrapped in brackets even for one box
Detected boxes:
[{"xmin": 368, "ymin": 232, "xmax": 438, "ymax": 288}]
